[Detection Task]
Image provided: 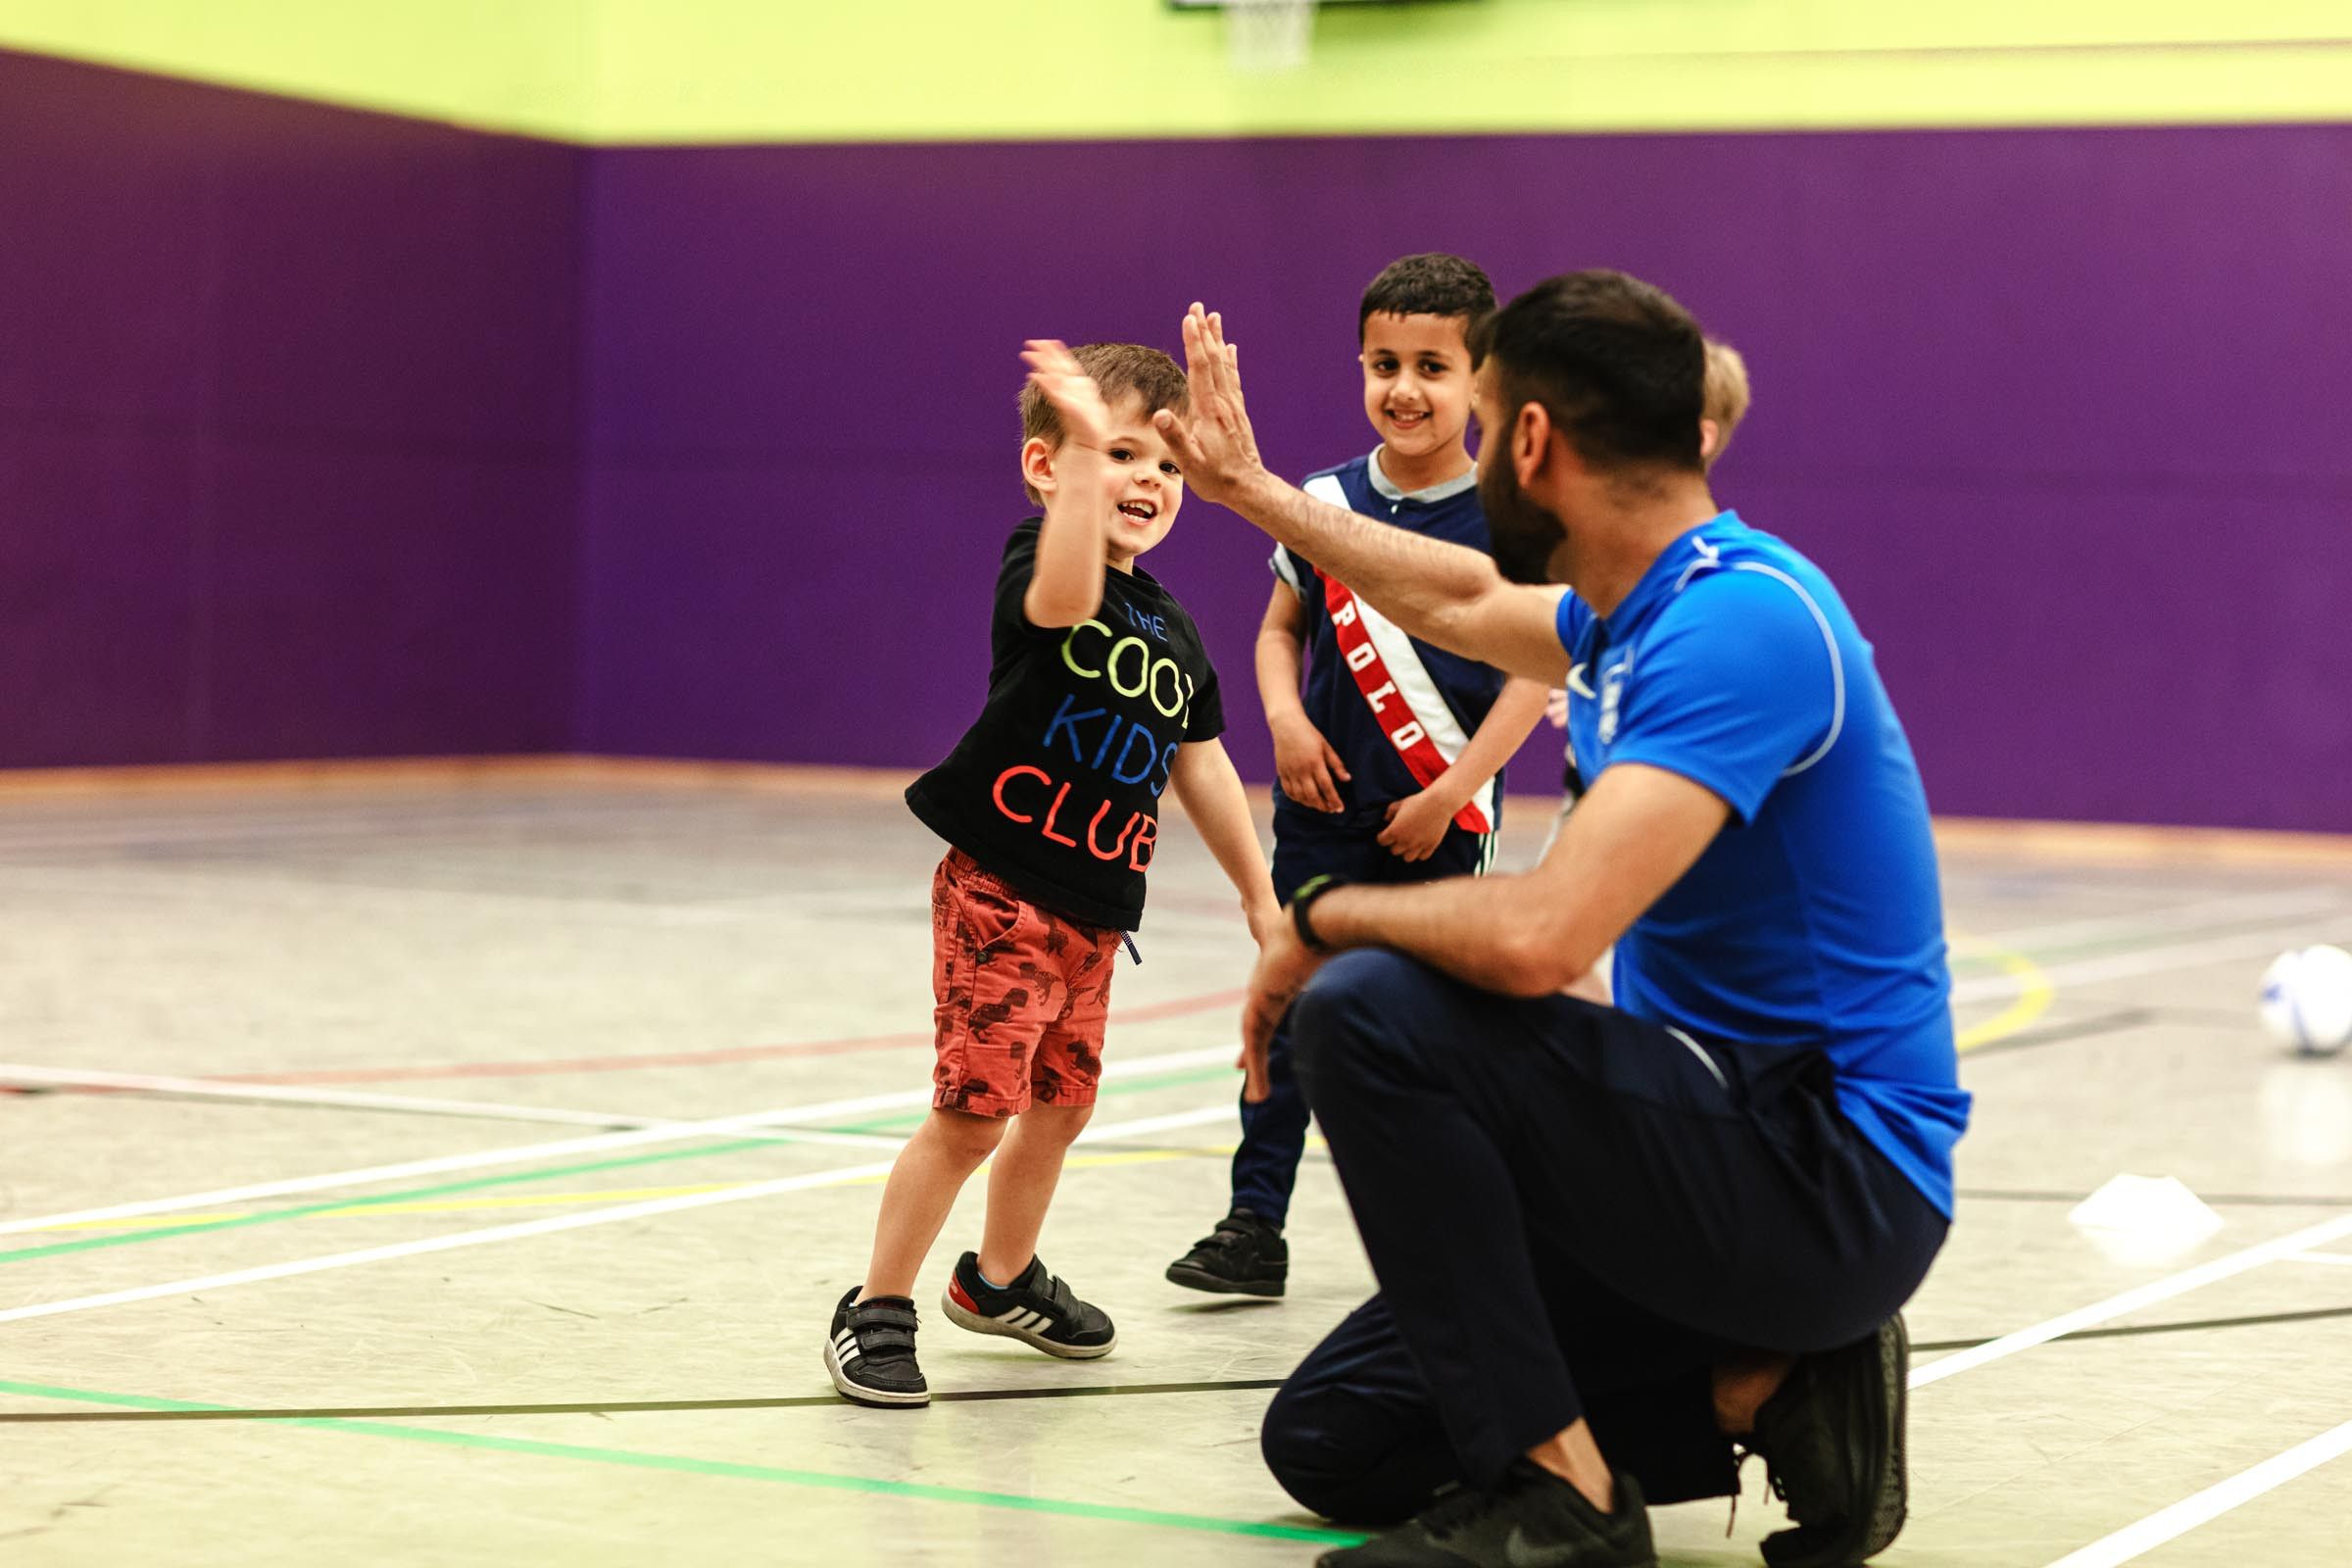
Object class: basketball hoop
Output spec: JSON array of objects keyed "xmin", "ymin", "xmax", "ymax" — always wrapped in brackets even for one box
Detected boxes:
[{"xmin": 1227, "ymin": 0, "xmax": 1315, "ymax": 73}]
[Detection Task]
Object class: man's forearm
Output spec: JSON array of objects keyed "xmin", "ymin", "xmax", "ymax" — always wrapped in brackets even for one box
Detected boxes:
[
  {"xmin": 1305, "ymin": 875, "xmax": 1589, "ymax": 999},
  {"xmin": 1229, "ymin": 470, "xmax": 1501, "ymax": 653}
]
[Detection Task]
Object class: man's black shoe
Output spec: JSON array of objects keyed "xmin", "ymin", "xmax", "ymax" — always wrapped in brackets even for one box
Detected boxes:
[
  {"xmin": 1165, "ymin": 1207, "xmax": 1289, "ymax": 1298},
  {"xmin": 1748, "ymin": 1314, "xmax": 1908, "ymax": 1567},
  {"xmin": 822, "ymin": 1287, "xmax": 928, "ymax": 1407},
  {"xmin": 1316, "ymin": 1461, "xmax": 1655, "ymax": 1567},
  {"xmin": 941, "ymin": 1251, "xmax": 1116, "ymax": 1358}
]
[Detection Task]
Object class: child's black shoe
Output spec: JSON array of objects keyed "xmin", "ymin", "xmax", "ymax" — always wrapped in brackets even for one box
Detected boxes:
[
  {"xmin": 942, "ymin": 1251, "xmax": 1116, "ymax": 1358},
  {"xmin": 1165, "ymin": 1207, "xmax": 1289, "ymax": 1298},
  {"xmin": 823, "ymin": 1287, "xmax": 928, "ymax": 1407}
]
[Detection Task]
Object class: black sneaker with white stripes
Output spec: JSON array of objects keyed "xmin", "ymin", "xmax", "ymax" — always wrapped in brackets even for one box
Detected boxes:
[
  {"xmin": 823, "ymin": 1287, "xmax": 929, "ymax": 1407},
  {"xmin": 941, "ymin": 1251, "xmax": 1116, "ymax": 1358}
]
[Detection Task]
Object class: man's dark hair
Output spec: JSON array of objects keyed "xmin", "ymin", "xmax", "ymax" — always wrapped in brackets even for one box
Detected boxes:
[
  {"xmin": 1468, "ymin": 270, "xmax": 1707, "ymax": 476},
  {"xmin": 1358, "ymin": 253, "xmax": 1496, "ymax": 338},
  {"xmin": 1019, "ymin": 343, "xmax": 1189, "ymax": 505}
]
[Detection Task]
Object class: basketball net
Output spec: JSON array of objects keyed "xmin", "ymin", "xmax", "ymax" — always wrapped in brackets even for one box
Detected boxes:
[{"xmin": 1227, "ymin": 0, "xmax": 1314, "ymax": 73}]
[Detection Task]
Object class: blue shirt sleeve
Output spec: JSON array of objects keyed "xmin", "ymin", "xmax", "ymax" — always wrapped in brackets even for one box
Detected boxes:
[{"xmin": 1604, "ymin": 568, "xmax": 1840, "ymax": 825}]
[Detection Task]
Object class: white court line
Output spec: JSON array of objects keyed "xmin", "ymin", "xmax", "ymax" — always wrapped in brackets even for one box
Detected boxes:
[
  {"xmin": 2039, "ymin": 1415, "xmax": 2352, "ymax": 1568},
  {"xmin": 1969, "ymin": 887, "xmax": 2351, "ymax": 954},
  {"xmin": 0, "ymin": 1063, "xmax": 739, "ymax": 1133},
  {"xmin": 0, "ymin": 1044, "xmax": 1237, "ymax": 1239},
  {"xmin": 0, "ymin": 1103, "xmax": 1240, "ymax": 1326},
  {"xmin": 0, "ymin": 1065, "xmax": 913, "ymax": 1157},
  {"xmin": 1910, "ymin": 1210, "xmax": 2352, "ymax": 1388},
  {"xmin": 2283, "ymin": 1250, "xmax": 2352, "ymax": 1267},
  {"xmin": 1949, "ymin": 920, "xmax": 2350, "ymax": 1005}
]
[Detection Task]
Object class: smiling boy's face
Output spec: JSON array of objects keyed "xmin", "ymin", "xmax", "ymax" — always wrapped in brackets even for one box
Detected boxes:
[
  {"xmin": 1025, "ymin": 393, "xmax": 1185, "ymax": 567},
  {"xmin": 1097, "ymin": 394, "xmax": 1185, "ymax": 564},
  {"xmin": 1360, "ymin": 312, "xmax": 1475, "ymax": 468}
]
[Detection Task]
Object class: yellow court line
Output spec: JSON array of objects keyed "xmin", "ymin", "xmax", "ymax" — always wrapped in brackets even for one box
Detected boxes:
[
  {"xmin": 1951, "ymin": 940, "xmax": 2056, "ymax": 1054},
  {"xmin": 36, "ymin": 955, "xmax": 2059, "ymax": 1242},
  {"xmin": 30, "ymin": 1149, "xmax": 1262, "ymax": 1232}
]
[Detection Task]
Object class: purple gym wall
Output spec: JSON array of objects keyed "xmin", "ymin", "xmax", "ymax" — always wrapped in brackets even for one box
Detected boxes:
[
  {"xmin": 0, "ymin": 49, "xmax": 583, "ymax": 765},
  {"xmin": 7, "ymin": 46, "xmax": 2346, "ymax": 833},
  {"xmin": 579, "ymin": 126, "xmax": 2352, "ymax": 830}
]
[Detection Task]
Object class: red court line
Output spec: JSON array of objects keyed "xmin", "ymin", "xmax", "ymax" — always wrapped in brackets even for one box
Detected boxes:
[{"xmin": 221, "ymin": 988, "xmax": 1250, "ymax": 1086}]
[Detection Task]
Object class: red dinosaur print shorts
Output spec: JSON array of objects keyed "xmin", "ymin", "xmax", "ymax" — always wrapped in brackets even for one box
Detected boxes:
[{"xmin": 930, "ymin": 850, "xmax": 1120, "ymax": 1117}]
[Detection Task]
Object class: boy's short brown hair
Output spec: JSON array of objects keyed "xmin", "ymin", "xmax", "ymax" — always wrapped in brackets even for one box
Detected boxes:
[
  {"xmin": 1701, "ymin": 340, "xmax": 1752, "ymax": 469},
  {"xmin": 1359, "ymin": 253, "xmax": 1496, "ymax": 340},
  {"xmin": 1019, "ymin": 342, "xmax": 1189, "ymax": 506}
]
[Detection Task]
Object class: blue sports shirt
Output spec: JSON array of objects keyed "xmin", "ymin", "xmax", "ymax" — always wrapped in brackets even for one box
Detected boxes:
[
  {"xmin": 1275, "ymin": 452, "xmax": 1507, "ymax": 812},
  {"xmin": 1556, "ymin": 512, "xmax": 1970, "ymax": 1216}
]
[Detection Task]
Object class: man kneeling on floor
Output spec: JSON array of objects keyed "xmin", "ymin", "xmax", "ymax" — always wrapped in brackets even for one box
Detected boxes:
[{"xmin": 1152, "ymin": 278, "xmax": 1970, "ymax": 1568}]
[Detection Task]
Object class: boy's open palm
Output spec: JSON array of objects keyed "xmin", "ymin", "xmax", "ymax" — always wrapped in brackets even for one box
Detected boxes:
[{"xmin": 1021, "ymin": 339, "xmax": 1114, "ymax": 451}]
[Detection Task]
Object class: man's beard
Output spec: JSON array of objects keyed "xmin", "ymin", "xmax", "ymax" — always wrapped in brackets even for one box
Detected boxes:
[{"xmin": 1479, "ymin": 459, "xmax": 1567, "ymax": 586}]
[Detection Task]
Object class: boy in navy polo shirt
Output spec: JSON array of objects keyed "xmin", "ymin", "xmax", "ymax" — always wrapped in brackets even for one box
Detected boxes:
[{"xmin": 1165, "ymin": 256, "xmax": 1547, "ymax": 1298}]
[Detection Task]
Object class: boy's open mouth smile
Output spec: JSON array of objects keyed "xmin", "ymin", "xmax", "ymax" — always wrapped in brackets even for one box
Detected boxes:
[
  {"xmin": 1117, "ymin": 500, "xmax": 1158, "ymax": 522},
  {"xmin": 1386, "ymin": 409, "xmax": 1430, "ymax": 429}
]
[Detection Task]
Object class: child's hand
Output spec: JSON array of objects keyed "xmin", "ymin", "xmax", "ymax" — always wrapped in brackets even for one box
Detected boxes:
[
  {"xmin": 1378, "ymin": 788, "xmax": 1457, "ymax": 862},
  {"xmin": 1272, "ymin": 713, "xmax": 1350, "ymax": 813},
  {"xmin": 1245, "ymin": 898, "xmax": 1284, "ymax": 952},
  {"xmin": 1544, "ymin": 687, "xmax": 1569, "ymax": 729},
  {"xmin": 1021, "ymin": 339, "xmax": 1114, "ymax": 452}
]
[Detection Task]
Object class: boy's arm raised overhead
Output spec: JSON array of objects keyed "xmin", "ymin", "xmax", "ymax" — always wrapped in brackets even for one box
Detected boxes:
[
  {"xmin": 1255, "ymin": 581, "xmax": 1350, "ymax": 813},
  {"xmin": 1154, "ymin": 308, "xmax": 1569, "ymax": 688},
  {"xmin": 1018, "ymin": 339, "xmax": 1118, "ymax": 628}
]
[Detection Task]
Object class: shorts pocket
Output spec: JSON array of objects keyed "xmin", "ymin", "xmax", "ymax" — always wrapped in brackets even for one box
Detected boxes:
[{"xmin": 956, "ymin": 875, "xmax": 1027, "ymax": 957}]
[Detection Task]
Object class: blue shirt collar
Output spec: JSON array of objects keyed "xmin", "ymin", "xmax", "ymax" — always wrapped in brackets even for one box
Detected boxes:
[{"xmin": 1599, "ymin": 510, "xmax": 1745, "ymax": 639}]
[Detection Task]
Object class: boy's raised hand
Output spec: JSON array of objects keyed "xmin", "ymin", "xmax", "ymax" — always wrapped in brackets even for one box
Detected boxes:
[
  {"xmin": 1153, "ymin": 304, "xmax": 1267, "ymax": 507},
  {"xmin": 1021, "ymin": 339, "xmax": 1114, "ymax": 452}
]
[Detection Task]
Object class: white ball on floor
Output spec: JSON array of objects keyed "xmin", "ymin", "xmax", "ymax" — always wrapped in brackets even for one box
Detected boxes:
[{"xmin": 2259, "ymin": 945, "xmax": 2352, "ymax": 1057}]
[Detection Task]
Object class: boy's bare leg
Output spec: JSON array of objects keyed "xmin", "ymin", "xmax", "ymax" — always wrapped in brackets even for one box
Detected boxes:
[
  {"xmin": 977, "ymin": 1102, "xmax": 1095, "ymax": 1283},
  {"xmin": 859, "ymin": 1108, "xmax": 1007, "ymax": 1301}
]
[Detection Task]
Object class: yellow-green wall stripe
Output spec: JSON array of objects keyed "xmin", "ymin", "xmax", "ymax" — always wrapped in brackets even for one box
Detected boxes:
[{"xmin": 2, "ymin": 1, "xmax": 2346, "ymax": 143}]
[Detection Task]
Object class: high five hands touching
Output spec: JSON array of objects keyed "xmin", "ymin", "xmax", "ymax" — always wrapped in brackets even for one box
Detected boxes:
[{"xmin": 1152, "ymin": 306, "xmax": 1268, "ymax": 508}]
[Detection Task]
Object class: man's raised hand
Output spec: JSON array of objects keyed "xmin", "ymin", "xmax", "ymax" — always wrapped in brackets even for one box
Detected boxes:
[
  {"xmin": 1152, "ymin": 303, "xmax": 1268, "ymax": 508},
  {"xmin": 1021, "ymin": 339, "xmax": 1114, "ymax": 452}
]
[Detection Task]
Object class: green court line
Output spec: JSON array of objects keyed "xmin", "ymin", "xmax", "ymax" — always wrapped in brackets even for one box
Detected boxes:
[
  {"xmin": 0, "ymin": 1377, "xmax": 1361, "ymax": 1547},
  {"xmin": 2, "ymin": 1057, "xmax": 1241, "ymax": 1265},
  {"xmin": 0, "ymin": 1135, "xmax": 790, "ymax": 1264}
]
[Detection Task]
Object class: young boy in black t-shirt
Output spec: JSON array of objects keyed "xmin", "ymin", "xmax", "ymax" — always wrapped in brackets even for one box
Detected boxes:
[{"xmin": 825, "ymin": 340, "xmax": 1280, "ymax": 1408}]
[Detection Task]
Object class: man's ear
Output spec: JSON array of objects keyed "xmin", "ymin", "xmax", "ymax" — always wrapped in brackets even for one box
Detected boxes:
[
  {"xmin": 1512, "ymin": 401, "xmax": 1551, "ymax": 490},
  {"xmin": 1021, "ymin": 436, "xmax": 1058, "ymax": 496}
]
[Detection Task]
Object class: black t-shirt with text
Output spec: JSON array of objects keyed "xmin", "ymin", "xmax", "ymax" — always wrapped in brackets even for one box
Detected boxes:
[{"xmin": 906, "ymin": 520, "xmax": 1226, "ymax": 931}]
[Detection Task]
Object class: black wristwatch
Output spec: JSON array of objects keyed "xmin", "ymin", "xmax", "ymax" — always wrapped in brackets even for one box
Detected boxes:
[{"xmin": 1290, "ymin": 873, "xmax": 1344, "ymax": 954}]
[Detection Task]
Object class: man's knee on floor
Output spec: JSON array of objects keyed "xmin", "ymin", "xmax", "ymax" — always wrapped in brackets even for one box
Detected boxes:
[
  {"xmin": 1260, "ymin": 1383, "xmax": 1435, "ymax": 1527},
  {"xmin": 1289, "ymin": 950, "xmax": 1433, "ymax": 1093}
]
